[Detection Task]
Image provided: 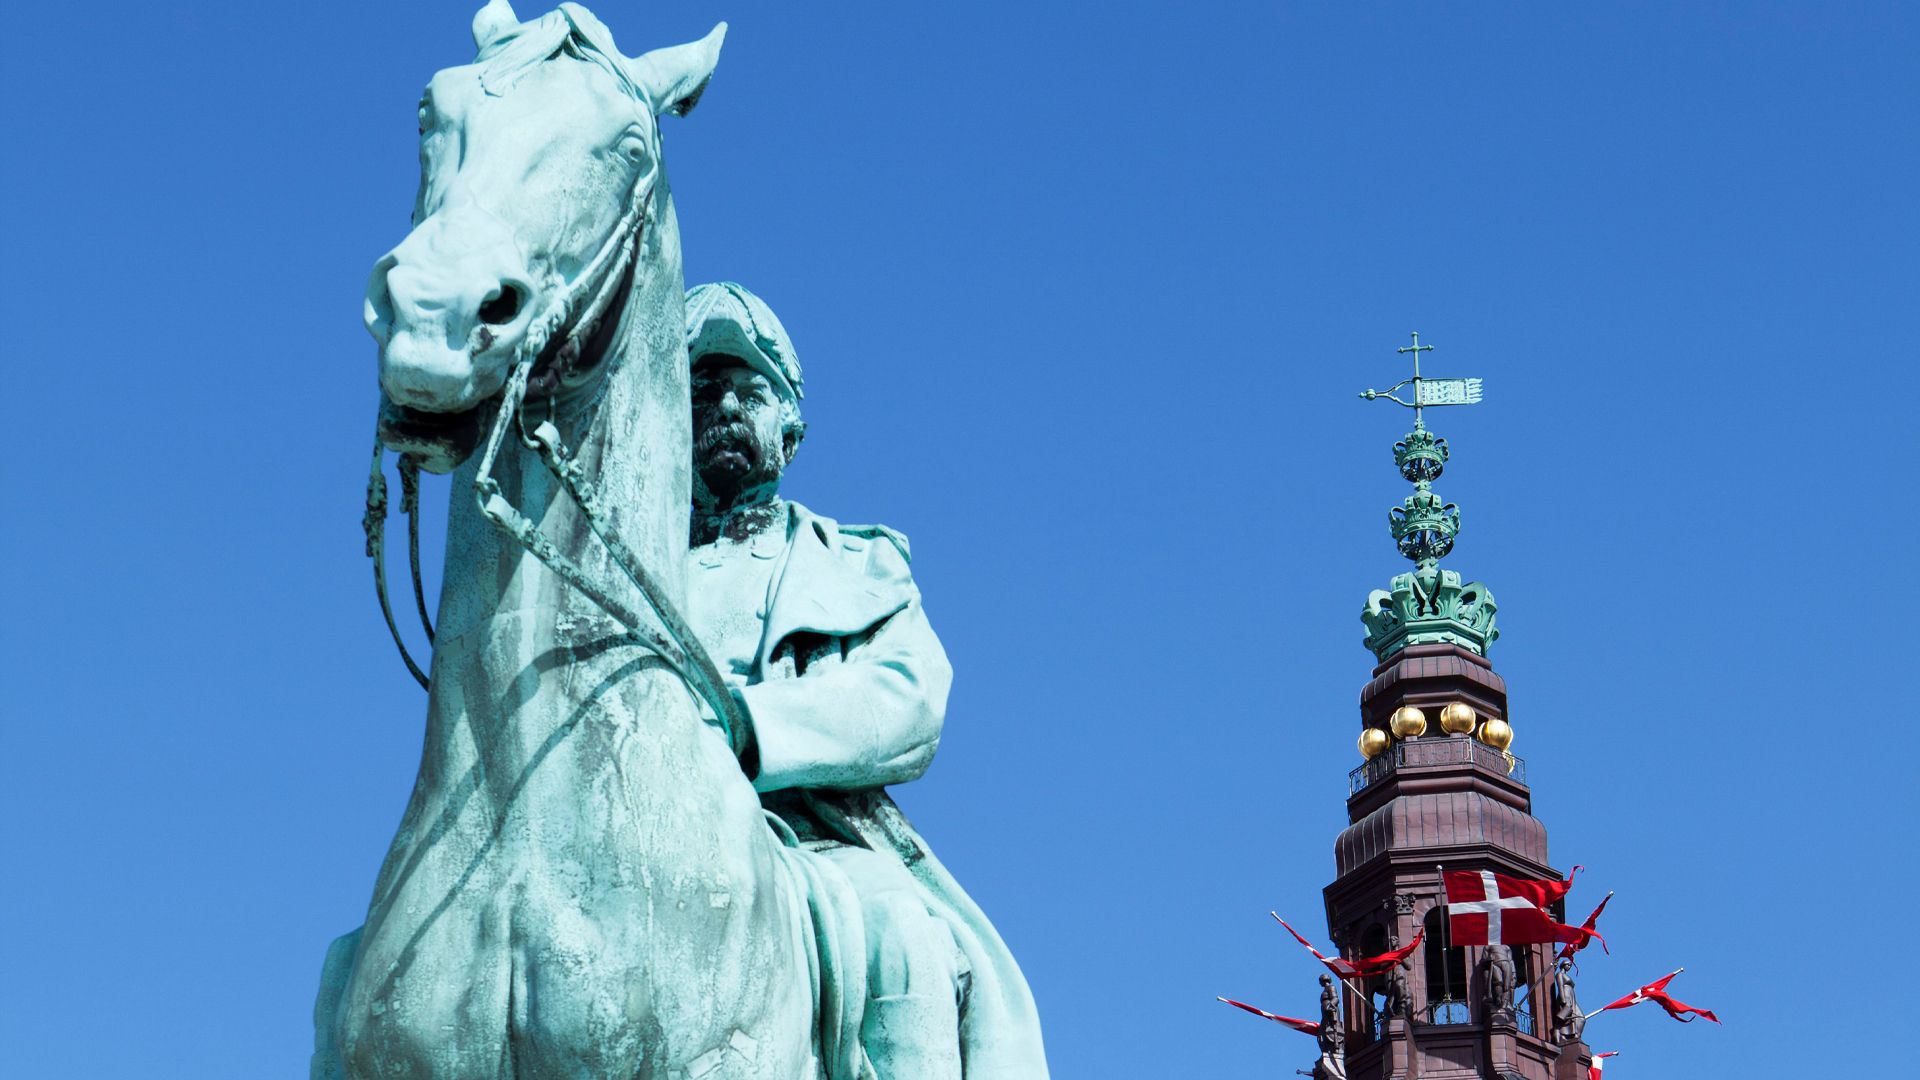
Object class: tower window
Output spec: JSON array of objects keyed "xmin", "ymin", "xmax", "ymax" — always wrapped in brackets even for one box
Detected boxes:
[
  {"xmin": 1514, "ymin": 944, "xmax": 1538, "ymax": 1035},
  {"xmin": 1360, "ymin": 923, "xmax": 1390, "ymax": 1040}
]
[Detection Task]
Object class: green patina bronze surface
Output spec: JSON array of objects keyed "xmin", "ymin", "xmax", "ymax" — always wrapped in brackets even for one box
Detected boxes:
[
  {"xmin": 1358, "ymin": 334, "xmax": 1499, "ymax": 660},
  {"xmin": 314, "ymin": 5, "xmax": 1047, "ymax": 1079}
]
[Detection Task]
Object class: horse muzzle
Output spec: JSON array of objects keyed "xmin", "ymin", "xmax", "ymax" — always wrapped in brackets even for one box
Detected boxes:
[
  {"xmin": 376, "ymin": 323, "xmax": 512, "ymax": 407},
  {"xmin": 367, "ymin": 209, "xmax": 535, "ymax": 412},
  {"xmin": 377, "ymin": 391, "xmax": 492, "ymax": 474},
  {"xmin": 373, "ymin": 322, "xmax": 512, "ymax": 472}
]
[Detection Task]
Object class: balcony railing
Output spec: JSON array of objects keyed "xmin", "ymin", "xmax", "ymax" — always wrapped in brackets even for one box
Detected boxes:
[
  {"xmin": 1349, "ymin": 735, "xmax": 1527, "ymax": 795},
  {"xmin": 1372, "ymin": 997, "xmax": 1534, "ymax": 1034}
]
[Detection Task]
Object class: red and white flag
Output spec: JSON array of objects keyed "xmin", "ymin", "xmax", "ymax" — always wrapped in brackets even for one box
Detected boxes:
[
  {"xmin": 1217, "ymin": 996, "xmax": 1321, "ymax": 1036},
  {"xmin": 1272, "ymin": 913, "xmax": 1423, "ymax": 979},
  {"xmin": 1557, "ymin": 891, "xmax": 1615, "ymax": 962},
  {"xmin": 1591, "ymin": 969, "xmax": 1721, "ymax": 1024},
  {"xmin": 1588, "ymin": 1050, "xmax": 1619, "ymax": 1079},
  {"xmin": 1443, "ymin": 869, "xmax": 1600, "ymax": 947}
]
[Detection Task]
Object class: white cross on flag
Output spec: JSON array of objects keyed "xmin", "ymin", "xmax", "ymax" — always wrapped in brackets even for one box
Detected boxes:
[{"xmin": 1443, "ymin": 869, "xmax": 1592, "ymax": 947}]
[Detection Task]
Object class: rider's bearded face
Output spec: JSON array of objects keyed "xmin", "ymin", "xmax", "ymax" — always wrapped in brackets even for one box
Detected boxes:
[{"xmin": 691, "ymin": 359, "xmax": 788, "ymax": 503}]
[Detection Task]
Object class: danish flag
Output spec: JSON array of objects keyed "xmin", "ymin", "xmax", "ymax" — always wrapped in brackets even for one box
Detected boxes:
[
  {"xmin": 1589, "ymin": 1050, "xmax": 1619, "ymax": 1079},
  {"xmin": 1443, "ymin": 869, "xmax": 1598, "ymax": 947},
  {"xmin": 1590, "ymin": 969, "xmax": 1721, "ymax": 1024},
  {"xmin": 1216, "ymin": 997, "xmax": 1321, "ymax": 1036},
  {"xmin": 1271, "ymin": 913, "xmax": 1424, "ymax": 979}
]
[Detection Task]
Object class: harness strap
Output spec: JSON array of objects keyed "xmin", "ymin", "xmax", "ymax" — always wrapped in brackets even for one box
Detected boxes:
[
  {"xmin": 471, "ymin": 360, "xmax": 752, "ymax": 759},
  {"xmin": 522, "ymin": 414, "xmax": 752, "ymax": 758},
  {"xmin": 364, "ymin": 436, "xmax": 431, "ymax": 690},
  {"xmin": 399, "ymin": 456, "xmax": 435, "ymax": 645}
]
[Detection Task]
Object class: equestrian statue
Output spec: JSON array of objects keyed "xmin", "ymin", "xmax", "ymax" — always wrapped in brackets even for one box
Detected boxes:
[{"xmin": 310, "ymin": 5, "xmax": 1046, "ymax": 1078}]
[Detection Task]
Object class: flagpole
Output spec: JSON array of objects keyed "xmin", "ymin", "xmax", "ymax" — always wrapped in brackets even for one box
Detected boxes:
[
  {"xmin": 1437, "ymin": 863, "xmax": 1452, "ymax": 1019},
  {"xmin": 1331, "ymin": 962, "xmax": 1367, "ymax": 1005}
]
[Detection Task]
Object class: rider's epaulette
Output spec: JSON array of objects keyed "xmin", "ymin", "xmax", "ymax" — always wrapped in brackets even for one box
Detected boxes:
[{"xmin": 837, "ymin": 522, "xmax": 912, "ymax": 564}]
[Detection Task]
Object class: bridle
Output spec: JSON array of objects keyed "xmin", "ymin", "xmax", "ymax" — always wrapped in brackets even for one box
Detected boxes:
[{"xmin": 360, "ymin": 132, "xmax": 751, "ymax": 757}]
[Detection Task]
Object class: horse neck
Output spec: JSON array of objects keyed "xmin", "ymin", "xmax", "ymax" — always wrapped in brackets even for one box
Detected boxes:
[{"xmin": 436, "ymin": 187, "xmax": 691, "ymax": 645}]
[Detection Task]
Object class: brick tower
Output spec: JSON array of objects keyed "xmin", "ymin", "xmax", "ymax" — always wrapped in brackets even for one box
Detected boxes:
[{"xmin": 1328, "ymin": 338, "xmax": 1592, "ymax": 1080}]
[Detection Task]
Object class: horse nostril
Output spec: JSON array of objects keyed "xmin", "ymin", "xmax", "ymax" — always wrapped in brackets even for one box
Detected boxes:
[
  {"xmin": 364, "ymin": 254, "xmax": 399, "ymax": 342},
  {"xmin": 478, "ymin": 284, "xmax": 522, "ymax": 326}
]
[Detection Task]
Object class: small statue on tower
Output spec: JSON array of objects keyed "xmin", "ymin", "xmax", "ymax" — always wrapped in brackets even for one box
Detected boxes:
[
  {"xmin": 1314, "ymin": 973, "xmax": 1348, "ymax": 1080},
  {"xmin": 1378, "ymin": 953, "xmax": 1414, "ymax": 1026},
  {"xmin": 1484, "ymin": 942, "xmax": 1517, "ymax": 1019},
  {"xmin": 1550, "ymin": 958, "xmax": 1587, "ymax": 1044}
]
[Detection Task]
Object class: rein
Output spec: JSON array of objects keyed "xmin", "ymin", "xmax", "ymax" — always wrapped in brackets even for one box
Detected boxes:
[
  {"xmin": 470, "ymin": 358, "xmax": 750, "ymax": 758},
  {"xmin": 364, "ymin": 438, "xmax": 433, "ymax": 689},
  {"xmin": 361, "ymin": 152, "xmax": 752, "ymax": 756}
]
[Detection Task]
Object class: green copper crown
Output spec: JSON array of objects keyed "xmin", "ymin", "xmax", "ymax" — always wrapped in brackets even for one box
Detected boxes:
[{"xmin": 1357, "ymin": 334, "xmax": 1499, "ymax": 661}]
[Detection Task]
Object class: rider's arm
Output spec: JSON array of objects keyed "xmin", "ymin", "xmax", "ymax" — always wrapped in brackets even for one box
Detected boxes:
[{"xmin": 741, "ymin": 562, "xmax": 952, "ymax": 794}]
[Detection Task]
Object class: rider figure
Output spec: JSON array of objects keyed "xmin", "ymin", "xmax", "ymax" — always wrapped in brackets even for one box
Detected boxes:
[{"xmin": 680, "ymin": 282, "xmax": 1048, "ymax": 1079}]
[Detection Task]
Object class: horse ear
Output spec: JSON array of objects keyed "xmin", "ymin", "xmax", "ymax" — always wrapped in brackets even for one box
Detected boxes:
[
  {"xmin": 628, "ymin": 22, "xmax": 726, "ymax": 117},
  {"xmin": 472, "ymin": 0, "xmax": 520, "ymax": 52}
]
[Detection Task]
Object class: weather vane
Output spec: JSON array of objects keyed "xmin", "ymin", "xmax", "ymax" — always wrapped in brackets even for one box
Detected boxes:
[{"xmin": 1359, "ymin": 332, "xmax": 1483, "ymax": 427}]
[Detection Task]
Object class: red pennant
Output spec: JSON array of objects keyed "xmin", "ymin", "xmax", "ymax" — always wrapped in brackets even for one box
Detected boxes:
[
  {"xmin": 1557, "ymin": 891, "xmax": 1615, "ymax": 963},
  {"xmin": 1593, "ymin": 970, "xmax": 1721, "ymax": 1025},
  {"xmin": 1217, "ymin": 997, "xmax": 1321, "ymax": 1036},
  {"xmin": 1272, "ymin": 913, "xmax": 1422, "ymax": 979}
]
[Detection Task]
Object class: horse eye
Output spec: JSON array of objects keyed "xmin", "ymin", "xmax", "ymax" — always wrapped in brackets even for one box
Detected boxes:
[{"xmin": 618, "ymin": 134, "xmax": 648, "ymax": 163}]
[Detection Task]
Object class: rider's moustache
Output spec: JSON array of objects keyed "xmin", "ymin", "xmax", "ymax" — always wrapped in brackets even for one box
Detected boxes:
[{"xmin": 696, "ymin": 420, "xmax": 755, "ymax": 457}]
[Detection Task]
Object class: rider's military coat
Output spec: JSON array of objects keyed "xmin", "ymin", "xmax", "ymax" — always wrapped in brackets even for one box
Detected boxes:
[{"xmin": 740, "ymin": 502, "xmax": 1048, "ymax": 1080}]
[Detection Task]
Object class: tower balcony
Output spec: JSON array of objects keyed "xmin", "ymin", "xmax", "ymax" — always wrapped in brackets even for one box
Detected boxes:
[
  {"xmin": 1349, "ymin": 734, "xmax": 1527, "ymax": 798},
  {"xmin": 1335, "ymin": 732, "xmax": 1547, "ymax": 878}
]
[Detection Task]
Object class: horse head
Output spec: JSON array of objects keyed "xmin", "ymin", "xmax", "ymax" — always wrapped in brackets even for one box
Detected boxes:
[{"xmin": 367, "ymin": 0, "xmax": 723, "ymax": 472}]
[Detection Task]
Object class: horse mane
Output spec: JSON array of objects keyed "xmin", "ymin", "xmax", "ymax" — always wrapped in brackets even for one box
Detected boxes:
[{"xmin": 476, "ymin": 3, "xmax": 644, "ymax": 103}]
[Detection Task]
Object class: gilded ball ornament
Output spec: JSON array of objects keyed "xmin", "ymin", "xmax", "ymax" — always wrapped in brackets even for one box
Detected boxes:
[
  {"xmin": 1358, "ymin": 728, "xmax": 1391, "ymax": 760},
  {"xmin": 1440, "ymin": 701, "xmax": 1477, "ymax": 735},
  {"xmin": 1477, "ymin": 717, "xmax": 1514, "ymax": 751},
  {"xmin": 1389, "ymin": 705, "xmax": 1427, "ymax": 739}
]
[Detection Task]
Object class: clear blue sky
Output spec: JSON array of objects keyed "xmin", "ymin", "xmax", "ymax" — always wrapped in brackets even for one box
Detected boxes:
[{"xmin": 3, "ymin": 2, "xmax": 1911, "ymax": 1076}]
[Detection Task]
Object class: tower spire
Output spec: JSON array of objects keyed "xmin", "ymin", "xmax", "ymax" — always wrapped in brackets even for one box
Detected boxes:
[
  {"xmin": 1357, "ymin": 334, "xmax": 1499, "ymax": 661},
  {"xmin": 1324, "ymin": 335, "xmax": 1584, "ymax": 1080}
]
